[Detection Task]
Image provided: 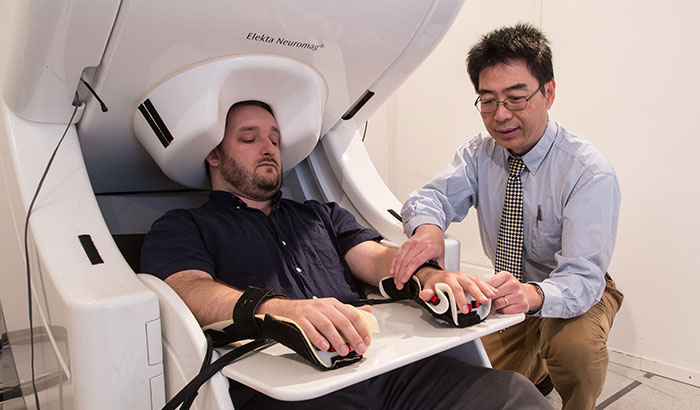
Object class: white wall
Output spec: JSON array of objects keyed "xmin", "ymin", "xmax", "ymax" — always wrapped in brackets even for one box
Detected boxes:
[{"xmin": 365, "ymin": 0, "xmax": 700, "ymax": 386}]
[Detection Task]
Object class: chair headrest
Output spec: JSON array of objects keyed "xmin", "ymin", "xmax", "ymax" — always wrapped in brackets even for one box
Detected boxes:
[{"xmin": 133, "ymin": 56, "xmax": 327, "ymax": 188}]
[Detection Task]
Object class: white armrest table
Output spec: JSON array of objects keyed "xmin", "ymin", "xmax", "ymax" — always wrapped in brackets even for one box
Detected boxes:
[{"xmin": 221, "ymin": 301, "xmax": 524, "ymax": 401}]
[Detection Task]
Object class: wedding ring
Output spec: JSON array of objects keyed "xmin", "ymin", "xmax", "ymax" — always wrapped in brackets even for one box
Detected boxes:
[{"xmin": 503, "ymin": 296, "xmax": 509, "ymax": 306}]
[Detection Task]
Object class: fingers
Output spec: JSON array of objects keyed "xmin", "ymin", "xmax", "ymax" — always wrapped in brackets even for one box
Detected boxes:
[
  {"xmin": 489, "ymin": 280, "xmax": 531, "ymax": 314},
  {"xmin": 451, "ymin": 275, "xmax": 495, "ymax": 313},
  {"xmin": 419, "ymin": 271, "xmax": 497, "ymax": 314},
  {"xmin": 486, "ymin": 270, "xmax": 514, "ymax": 289},
  {"xmin": 492, "ymin": 293, "xmax": 527, "ymax": 314},
  {"xmin": 390, "ymin": 241, "xmax": 427, "ymax": 289},
  {"xmin": 289, "ymin": 298, "xmax": 371, "ymax": 356},
  {"xmin": 390, "ymin": 231, "xmax": 445, "ymax": 289},
  {"xmin": 418, "ymin": 288, "xmax": 435, "ymax": 302}
]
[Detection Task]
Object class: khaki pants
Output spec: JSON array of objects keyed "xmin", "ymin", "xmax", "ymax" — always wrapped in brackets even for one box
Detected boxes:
[{"xmin": 481, "ymin": 276, "xmax": 624, "ymax": 410}]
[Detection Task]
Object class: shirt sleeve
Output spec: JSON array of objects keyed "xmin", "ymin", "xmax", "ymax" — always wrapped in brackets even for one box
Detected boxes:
[
  {"xmin": 140, "ymin": 209, "xmax": 215, "ymax": 280},
  {"xmin": 401, "ymin": 138, "xmax": 481, "ymax": 237},
  {"xmin": 538, "ymin": 169, "xmax": 621, "ymax": 318},
  {"xmin": 323, "ymin": 201, "xmax": 382, "ymax": 254}
]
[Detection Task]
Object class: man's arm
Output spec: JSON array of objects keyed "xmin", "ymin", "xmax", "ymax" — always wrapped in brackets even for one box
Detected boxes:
[
  {"xmin": 165, "ymin": 270, "xmax": 240, "ymax": 326},
  {"xmin": 394, "ymin": 141, "xmax": 483, "ymax": 288},
  {"xmin": 389, "ymin": 224, "xmax": 445, "ymax": 287},
  {"xmin": 165, "ymin": 269, "xmax": 371, "ymax": 356},
  {"xmin": 486, "ymin": 164, "xmax": 620, "ymax": 318}
]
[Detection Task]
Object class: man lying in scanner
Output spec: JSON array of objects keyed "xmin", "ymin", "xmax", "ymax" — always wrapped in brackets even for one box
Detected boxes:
[{"xmin": 141, "ymin": 100, "xmax": 552, "ymax": 410}]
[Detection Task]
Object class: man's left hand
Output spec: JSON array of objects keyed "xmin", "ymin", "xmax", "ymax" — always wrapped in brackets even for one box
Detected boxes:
[{"xmin": 486, "ymin": 271, "xmax": 543, "ymax": 314}]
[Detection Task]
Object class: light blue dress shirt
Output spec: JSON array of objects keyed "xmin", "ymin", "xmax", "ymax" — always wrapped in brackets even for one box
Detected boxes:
[{"xmin": 401, "ymin": 119, "xmax": 620, "ymax": 318}]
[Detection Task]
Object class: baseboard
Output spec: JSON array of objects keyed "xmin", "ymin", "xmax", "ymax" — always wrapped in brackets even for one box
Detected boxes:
[{"xmin": 609, "ymin": 349, "xmax": 699, "ymax": 387}]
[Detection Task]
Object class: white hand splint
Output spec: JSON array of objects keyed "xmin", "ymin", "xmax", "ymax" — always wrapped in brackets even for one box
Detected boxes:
[{"xmin": 379, "ymin": 276, "xmax": 492, "ymax": 327}]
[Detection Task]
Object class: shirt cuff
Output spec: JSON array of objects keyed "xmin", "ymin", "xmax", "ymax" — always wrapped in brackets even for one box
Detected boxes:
[
  {"xmin": 403, "ymin": 216, "xmax": 445, "ymax": 238},
  {"xmin": 536, "ymin": 280, "xmax": 562, "ymax": 318}
]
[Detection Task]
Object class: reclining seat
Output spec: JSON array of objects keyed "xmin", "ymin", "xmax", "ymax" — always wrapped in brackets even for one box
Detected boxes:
[{"xmin": 132, "ymin": 55, "xmax": 327, "ymax": 410}]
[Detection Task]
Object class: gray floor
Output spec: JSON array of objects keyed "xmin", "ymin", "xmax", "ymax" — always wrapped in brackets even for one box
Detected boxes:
[{"xmin": 546, "ymin": 362, "xmax": 700, "ymax": 410}]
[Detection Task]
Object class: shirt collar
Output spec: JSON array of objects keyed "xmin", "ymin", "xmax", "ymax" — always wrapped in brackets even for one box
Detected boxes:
[
  {"xmin": 501, "ymin": 118, "xmax": 558, "ymax": 175},
  {"xmin": 210, "ymin": 190, "xmax": 283, "ymax": 210}
]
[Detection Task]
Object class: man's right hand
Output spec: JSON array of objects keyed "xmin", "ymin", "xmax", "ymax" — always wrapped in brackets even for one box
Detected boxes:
[
  {"xmin": 390, "ymin": 224, "xmax": 445, "ymax": 289},
  {"xmin": 258, "ymin": 297, "xmax": 372, "ymax": 357}
]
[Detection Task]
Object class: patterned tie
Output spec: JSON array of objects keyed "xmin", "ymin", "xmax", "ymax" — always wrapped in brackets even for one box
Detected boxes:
[{"xmin": 495, "ymin": 156, "xmax": 526, "ymax": 282}]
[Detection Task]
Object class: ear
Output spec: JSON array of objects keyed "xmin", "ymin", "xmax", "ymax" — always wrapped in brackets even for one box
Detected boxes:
[
  {"xmin": 206, "ymin": 146, "xmax": 221, "ymax": 168},
  {"xmin": 544, "ymin": 79, "xmax": 556, "ymax": 109}
]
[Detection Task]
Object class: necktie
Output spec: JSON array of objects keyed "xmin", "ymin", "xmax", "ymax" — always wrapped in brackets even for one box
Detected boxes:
[{"xmin": 495, "ymin": 156, "xmax": 526, "ymax": 281}]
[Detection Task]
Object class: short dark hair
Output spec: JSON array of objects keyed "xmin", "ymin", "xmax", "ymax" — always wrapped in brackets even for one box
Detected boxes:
[
  {"xmin": 466, "ymin": 23, "xmax": 554, "ymax": 91},
  {"xmin": 227, "ymin": 100, "xmax": 274, "ymax": 118}
]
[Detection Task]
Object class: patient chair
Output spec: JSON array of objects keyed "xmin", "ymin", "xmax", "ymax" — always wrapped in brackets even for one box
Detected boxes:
[{"xmin": 138, "ymin": 274, "xmax": 234, "ymax": 410}]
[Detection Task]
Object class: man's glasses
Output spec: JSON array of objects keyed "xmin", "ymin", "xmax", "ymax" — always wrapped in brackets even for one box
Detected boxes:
[{"xmin": 474, "ymin": 84, "xmax": 544, "ymax": 114}]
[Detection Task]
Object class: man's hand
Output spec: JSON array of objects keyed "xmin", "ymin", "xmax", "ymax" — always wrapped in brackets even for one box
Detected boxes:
[
  {"xmin": 414, "ymin": 267, "xmax": 497, "ymax": 314},
  {"xmin": 258, "ymin": 297, "xmax": 372, "ymax": 357},
  {"xmin": 486, "ymin": 271, "xmax": 544, "ymax": 314},
  {"xmin": 390, "ymin": 224, "xmax": 445, "ymax": 289}
]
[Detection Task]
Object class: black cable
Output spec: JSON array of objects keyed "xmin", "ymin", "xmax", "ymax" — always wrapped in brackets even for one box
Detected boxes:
[
  {"xmin": 361, "ymin": 120, "xmax": 368, "ymax": 142},
  {"xmin": 179, "ymin": 333, "xmax": 216, "ymax": 410},
  {"xmin": 80, "ymin": 78, "xmax": 108, "ymax": 112},
  {"xmin": 162, "ymin": 338, "xmax": 270, "ymax": 410},
  {"xmin": 23, "ymin": 103, "xmax": 80, "ymax": 410}
]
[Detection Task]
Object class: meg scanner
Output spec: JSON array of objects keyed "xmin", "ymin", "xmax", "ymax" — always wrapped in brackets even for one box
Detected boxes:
[{"xmin": 0, "ymin": 1, "xmax": 522, "ymax": 409}]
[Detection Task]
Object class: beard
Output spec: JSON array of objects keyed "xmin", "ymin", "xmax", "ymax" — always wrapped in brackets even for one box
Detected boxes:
[{"xmin": 219, "ymin": 151, "xmax": 282, "ymax": 201}]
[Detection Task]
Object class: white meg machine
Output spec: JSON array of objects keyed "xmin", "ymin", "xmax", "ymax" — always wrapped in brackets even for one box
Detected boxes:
[{"xmin": 0, "ymin": 1, "xmax": 523, "ymax": 409}]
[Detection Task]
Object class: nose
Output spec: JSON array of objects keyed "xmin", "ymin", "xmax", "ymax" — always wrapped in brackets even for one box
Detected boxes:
[
  {"xmin": 492, "ymin": 102, "xmax": 513, "ymax": 122},
  {"xmin": 260, "ymin": 137, "xmax": 278, "ymax": 157}
]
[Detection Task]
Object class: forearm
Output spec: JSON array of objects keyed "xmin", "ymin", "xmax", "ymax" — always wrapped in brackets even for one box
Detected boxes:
[
  {"xmin": 165, "ymin": 270, "xmax": 241, "ymax": 327},
  {"xmin": 345, "ymin": 241, "xmax": 397, "ymax": 287}
]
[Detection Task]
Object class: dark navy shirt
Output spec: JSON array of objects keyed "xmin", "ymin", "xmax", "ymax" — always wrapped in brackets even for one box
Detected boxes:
[{"xmin": 140, "ymin": 190, "xmax": 382, "ymax": 300}]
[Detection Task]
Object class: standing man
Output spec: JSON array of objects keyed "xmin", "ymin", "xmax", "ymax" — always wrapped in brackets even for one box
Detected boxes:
[
  {"xmin": 391, "ymin": 23, "xmax": 624, "ymax": 410},
  {"xmin": 141, "ymin": 100, "xmax": 551, "ymax": 409}
]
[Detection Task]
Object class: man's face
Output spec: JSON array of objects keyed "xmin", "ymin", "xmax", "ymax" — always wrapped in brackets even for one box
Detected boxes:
[
  {"xmin": 214, "ymin": 104, "xmax": 282, "ymax": 200},
  {"xmin": 477, "ymin": 59, "xmax": 555, "ymax": 156}
]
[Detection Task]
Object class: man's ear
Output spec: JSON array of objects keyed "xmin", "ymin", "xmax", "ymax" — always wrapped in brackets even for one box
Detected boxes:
[
  {"xmin": 206, "ymin": 147, "xmax": 221, "ymax": 168},
  {"xmin": 545, "ymin": 79, "xmax": 556, "ymax": 109}
]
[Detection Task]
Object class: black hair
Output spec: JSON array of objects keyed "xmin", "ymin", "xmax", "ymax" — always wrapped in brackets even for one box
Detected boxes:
[
  {"xmin": 227, "ymin": 100, "xmax": 274, "ymax": 117},
  {"xmin": 466, "ymin": 23, "xmax": 554, "ymax": 91}
]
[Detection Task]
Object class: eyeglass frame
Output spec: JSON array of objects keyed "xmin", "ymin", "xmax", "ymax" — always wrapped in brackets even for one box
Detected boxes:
[{"xmin": 474, "ymin": 84, "xmax": 545, "ymax": 114}]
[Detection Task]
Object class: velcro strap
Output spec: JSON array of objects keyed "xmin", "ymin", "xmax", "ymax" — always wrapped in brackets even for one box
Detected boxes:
[
  {"xmin": 206, "ymin": 286, "xmax": 286, "ymax": 347},
  {"xmin": 379, "ymin": 276, "xmax": 422, "ymax": 301}
]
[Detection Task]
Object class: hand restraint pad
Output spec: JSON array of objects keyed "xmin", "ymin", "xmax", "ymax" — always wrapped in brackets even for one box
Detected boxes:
[
  {"xmin": 379, "ymin": 277, "xmax": 491, "ymax": 328},
  {"xmin": 203, "ymin": 286, "xmax": 378, "ymax": 371}
]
